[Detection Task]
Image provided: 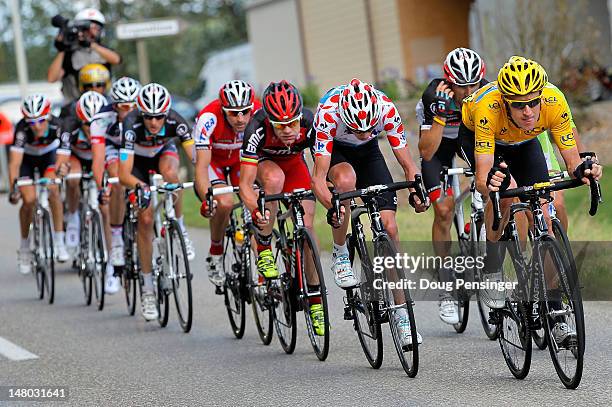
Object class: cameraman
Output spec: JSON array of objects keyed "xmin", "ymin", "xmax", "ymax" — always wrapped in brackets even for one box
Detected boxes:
[{"xmin": 47, "ymin": 8, "xmax": 121, "ymax": 101}]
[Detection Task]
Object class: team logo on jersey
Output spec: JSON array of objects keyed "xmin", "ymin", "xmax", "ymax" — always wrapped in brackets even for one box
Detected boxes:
[
  {"xmin": 475, "ymin": 140, "xmax": 493, "ymax": 153},
  {"xmin": 488, "ymin": 101, "xmax": 501, "ymax": 111},
  {"xmin": 429, "ymin": 102, "xmax": 439, "ymax": 115},
  {"xmin": 245, "ymin": 128, "xmax": 264, "ymax": 154},
  {"xmin": 500, "ymin": 127, "xmax": 507, "ymax": 135},
  {"xmin": 560, "ymin": 112, "xmax": 570, "ymax": 124},
  {"xmin": 177, "ymin": 123, "xmax": 188, "ymax": 137},
  {"xmin": 60, "ymin": 132, "xmax": 70, "ymax": 144},
  {"xmin": 544, "ymin": 96, "xmax": 558, "ymax": 105},
  {"xmin": 124, "ymin": 130, "xmax": 136, "ymax": 143},
  {"xmin": 560, "ymin": 132, "xmax": 575, "ymax": 147},
  {"xmin": 479, "ymin": 117, "xmax": 488, "ymax": 126},
  {"xmin": 203, "ymin": 117, "xmax": 215, "ymax": 132}
]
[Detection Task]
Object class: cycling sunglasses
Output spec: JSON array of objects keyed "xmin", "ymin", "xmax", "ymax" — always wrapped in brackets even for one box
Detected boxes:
[
  {"xmin": 25, "ymin": 116, "xmax": 47, "ymax": 125},
  {"xmin": 142, "ymin": 113, "xmax": 167, "ymax": 121},
  {"xmin": 223, "ymin": 106, "xmax": 253, "ymax": 117},
  {"xmin": 269, "ymin": 114, "xmax": 302, "ymax": 129},
  {"xmin": 83, "ymin": 82, "xmax": 107, "ymax": 90},
  {"xmin": 504, "ymin": 95, "xmax": 541, "ymax": 110},
  {"xmin": 115, "ymin": 102, "xmax": 136, "ymax": 111}
]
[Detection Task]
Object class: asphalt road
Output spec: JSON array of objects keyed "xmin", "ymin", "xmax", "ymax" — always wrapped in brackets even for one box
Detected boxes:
[{"xmin": 0, "ymin": 199, "xmax": 610, "ymax": 406}]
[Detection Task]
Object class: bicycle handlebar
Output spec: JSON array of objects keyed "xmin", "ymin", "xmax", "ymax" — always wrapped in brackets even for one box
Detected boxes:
[
  {"xmin": 150, "ymin": 181, "xmax": 194, "ymax": 193},
  {"xmin": 16, "ymin": 177, "xmax": 62, "ymax": 187}
]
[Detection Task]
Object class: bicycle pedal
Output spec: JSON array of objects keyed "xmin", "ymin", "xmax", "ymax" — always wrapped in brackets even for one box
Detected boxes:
[{"xmin": 488, "ymin": 310, "xmax": 502, "ymax": 325}]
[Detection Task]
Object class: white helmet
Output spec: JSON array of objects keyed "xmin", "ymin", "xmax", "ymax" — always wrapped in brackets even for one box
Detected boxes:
[
  {"xmin": 22, "ymin": 94, "xmax": 51, "ymax": 119},
  {"xmin": 75, "ymin": 8, "xmax": 106, "ymax": 26},
  {"xmin": 338, "ymin": 78, "xmax": 381, "ymax": 132},
  {"xmin": 219, "ymin": 80, "xmax": 254, "ymax": 110},
  {"xmin": 137, "ymin": 83, "xmax": 172, "ymax": 115},
  {"xmin": 111, "ymin": 77, "xmax": 142, "ymax": 103},
  {"xmin": 76, "ymin": 91, "xmax": 108, "ymax": 123},
  {"xmin": 443, "ymin": 48, "xmax": 486, "ymax": 86}
]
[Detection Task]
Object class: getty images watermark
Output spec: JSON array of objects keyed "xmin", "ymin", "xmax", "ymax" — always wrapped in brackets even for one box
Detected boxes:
[{"xmin": 371, "ymin": 253, "xmax": 518, "ymax": 292}]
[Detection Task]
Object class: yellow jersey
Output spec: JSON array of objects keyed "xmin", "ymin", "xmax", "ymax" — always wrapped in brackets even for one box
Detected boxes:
[{"xmin": 461, "ymin": 82, "xmax": 576, "ymax": 154}]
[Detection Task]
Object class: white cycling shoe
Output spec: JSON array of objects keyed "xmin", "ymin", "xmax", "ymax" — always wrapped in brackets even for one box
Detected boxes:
[
  {"xmin": 332, "ymin": 254, "xmax": 358, "ymax": 288},
  {"xmin": 17, "ymin": 249, "xmax": 32, "ymax": 275},
  {"xmin": 55, "ymin": 241, "xmax": 70, "ymax": 263},
  {"xmin": 552, "ymin": 321, "xmax": 577, "ymax": 347},
  {"xmin": 105, "ymin": 264, "xmax": 121, "ymax": 295},
  {"xmin": 206, "ymin": 255, "xmax": 224, "ymax": 287},
  {"xmin": 183, "ymin": 232, "xmax": 195, "ymax": 261},
  {"xmin": 480, "ymin": 271, "xmax": 506, "ymax": 309},
  {"xmin": 141, "ymin": 292, "xmax": 159, "ymax": 321},
  {"xmin": 439, "ymin": 297, "xmax": 459, "ymax": 325},
  {"xmin": 394, "ymin": 309, "xmax": 423, "ymax": 347}
]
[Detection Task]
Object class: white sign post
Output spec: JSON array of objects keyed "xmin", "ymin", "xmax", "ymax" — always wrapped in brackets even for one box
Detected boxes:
[{"xmin": 116, "ymin": 19, "xmax": 185, "ymax": 84}]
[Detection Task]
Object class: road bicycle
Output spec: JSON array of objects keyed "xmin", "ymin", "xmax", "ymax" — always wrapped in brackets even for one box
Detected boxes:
[
  {"xmin": 438, "ymin": 166, "xmax": 499, "ymax": 339},
  {"xmin": 332, "ymin": 177, "xmax": 425, "ymax": 377},
  {"xmin": 150, "ymin": 173, "xmax": 194, "ymax": 333},
  {"xmin": 489, "ymin": 161, "xmax": 600, "ymax": 389},
  {"xmin": 16, "ymin": 176, "xmax": 61, "ymax": 304},
  {"xmin": 259, "ymin": 188, "xmax": 330, "ymax": 361}
]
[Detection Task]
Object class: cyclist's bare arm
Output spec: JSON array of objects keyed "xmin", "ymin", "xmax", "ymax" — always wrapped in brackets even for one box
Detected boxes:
[
  {"xmin": 118, "ymin": 154, "xmax": 141, "ymax": 189},
  {"xmin": 311, "ymin": 154, "xmax": 333, "ymax": 209},
  {"xmin": 8, "ymin": 150, "xmax": 24, "ymax": 190},
  {"xmin": 238, "ymin": 162, "xmax": 258, "ymax": 213},
  {"xmin": 92, "ymin": 143, "xmax": 106, "ymax": 188},
  {"xmin": 475, "ymin": 153, "xmax": 494, "ymax": 198},
  {"xmin": 418, "ymin": 124, "xmax": 445, "ymax": 161},
  {"xmin": 194, "ymin": 149, "xmax": 212, "ymax": 200}
]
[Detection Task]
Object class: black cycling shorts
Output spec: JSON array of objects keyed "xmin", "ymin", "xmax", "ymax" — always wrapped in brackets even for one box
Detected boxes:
[
  {"xmin": 131, "ymin": 143, "xmax": 179, "ymax": 183},
  {"xmin": 495, "ymin": 138, "xmax": 549, "ymax": 188},
  {"xmin": 19, "ymin": 151, "xmax": 57, "ymax": 179},
  {"xmin": 421, "ymin": 134, "xmax": 475, "ymax": 199},
  {"xmin": 329, "ymin": 139, "xmax": 396, "ymax": 211}
]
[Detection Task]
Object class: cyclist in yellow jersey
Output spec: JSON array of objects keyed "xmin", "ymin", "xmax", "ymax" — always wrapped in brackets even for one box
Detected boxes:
[{"xmin": 459, "ymin": 56, "xmax": 602, "ymax": 311}]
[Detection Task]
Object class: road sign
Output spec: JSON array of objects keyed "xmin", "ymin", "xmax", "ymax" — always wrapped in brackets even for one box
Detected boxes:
[{"xmin": 116, "ymin": 19, "xmax": 183, "ymax": 40}]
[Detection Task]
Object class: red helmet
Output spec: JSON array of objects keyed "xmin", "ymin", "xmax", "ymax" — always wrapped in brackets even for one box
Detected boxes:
[{"xmin": 262, "ymin": 80, "xmax": 302, "ymax": 122}]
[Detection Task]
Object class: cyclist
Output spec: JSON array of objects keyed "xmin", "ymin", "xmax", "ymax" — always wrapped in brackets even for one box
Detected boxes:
[
  {"xmin": 310, "ymin": 78, "xmax": 427, "ymax": 346},
  {"xmin": 461, "ymin": 56, "xmax": 602, "ymax": 345},
  {"xmin": 416, "ymin": 47, "xmax": 486, "ymax": 325},
  {"xmin": 60, "ymin": 63, "xmax": 110, "ymax": 120},
  {"xmin": 119, "ymin": 83, "xmax": 195, "ymax": 321},
  {"xmin": 8, "ymin": 94, "xmax": 71, "ymax": 274},
  {"xmin": 193, "ymin": 80, "xmax": 261, "ymax": 287},
  {"xmin": 238, "ymin": 80, "xmax": 326, "ymax": 336},
  {"xmin": 90, "ymin": 77, "xmax": 142, "ymax": 294}
]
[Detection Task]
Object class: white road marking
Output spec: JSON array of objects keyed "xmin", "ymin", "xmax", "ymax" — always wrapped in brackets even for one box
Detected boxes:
[{"xmin": 0, "ymin": 337, "xmax": 38, "ymax": 361}]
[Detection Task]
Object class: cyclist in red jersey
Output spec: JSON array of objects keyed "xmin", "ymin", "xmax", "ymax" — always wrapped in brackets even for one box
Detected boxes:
[{"xmin": 194, "ymin": 80, "xmax": 261, "ymax": 286}]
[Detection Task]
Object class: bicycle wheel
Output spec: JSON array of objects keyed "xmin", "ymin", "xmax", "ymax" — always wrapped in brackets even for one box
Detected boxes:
[
  {"xmin": 91, "ymin": 211, "xmax": 105, "ymax": 311},
  {"xmin": 552, "ymin": 218, "xmax": 578, "ymax": 281},
  {"xmin": 377, "ymin": 235, "xmax": 419, "ymax": 377},
  {"xmin": 271, "ymin": 229, "xmax": 296, "ymax": 354},
  {"xmin": 497, "ymin": 300, "xmax": 532, "ymax": 379},
  {"xmin": 122, "ymin": 214, "xmax": 138, "ymax": 316},
  {"xmin": 298, "ymin": 229, "xmax": 329, "ymax": 361},
  {"xmin": 472, "ymin": 220, "xmax": 500, "ymax": 340},
  {"xmin": 538, "ymin": 236, "xmax": 584, "ymax": 389},
  {"xmin": 247, "ymin": 232, "xmax": 273, "ymax": 345},
  {"xmin": 154, "ymin": 232, "xmax": 170, "ymax": 328},
  {"xmin": 80, "ymin": 210, "xmax": 93, "ymax": 307},
  {"xmin": 168, "ymin": 220, "xmax": 193, "ymax": 333},
  {"xmin": 222, "ymin": 227, "xmax": 246, "ymax": 338},
  {"xmin": 32, "ymin": 216, "xmax": 44, "ymax": 300},
  {"xmin": 454, "ymin": 237, "xmax": 470, "ymax": 333},
  {"xmin": 347, "ymin": 232, "xmax": 383, "ymax": 369},
  {"xmin": 41, "ymin": 210, "xmax": 55, "ymax": 304}
]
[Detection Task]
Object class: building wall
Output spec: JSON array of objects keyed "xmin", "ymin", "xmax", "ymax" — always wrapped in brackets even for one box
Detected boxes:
[
  {"xmin": 300, "ymin": 0, "xmax": 375, "ymax": 92},
  {"xmin": 368, "ymin": 0, "xmax": 405, "ymax": 81},
  {"xmin": 245, "ymin": 0, "xmax": 306, "ymax": 92},
  {"xmin": 396, "ymin": 0, "xmax": 471, "ymax": 82}
]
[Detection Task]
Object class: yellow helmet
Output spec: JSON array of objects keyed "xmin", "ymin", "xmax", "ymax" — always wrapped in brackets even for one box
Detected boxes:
[
  {"xmin": 78, "ymin": 63, "xmax": 110, "ymax": 92},
  {"xmin": 497, "ymin": 56, "xmax": 548, "ymax": 96}
]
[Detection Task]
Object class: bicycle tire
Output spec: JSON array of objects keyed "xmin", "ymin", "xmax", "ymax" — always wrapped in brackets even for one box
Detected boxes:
[
  {"xmin": 247, "ymin": 231, "xmax": 273, "ymax": 345},
  {"xmin": 155, "ymin": 230, "xmax": 170, "ymax": 328},
  {"xmin": 169, "ymin": 220, "xmax": 193, "ymax": 333},
  {"xmin": 552, "ymin": 218, "xmax": 578, "ymax": 281},
  {"xmin": 348, "ymin": 232, "xmax": 383, "ymax": 369},
  {"xmin": 298, "ymin": 228, "xmax": 330, "ymax": 361},
  {"xmin": 80, "ymin": 208, "xmax": 93, "ymax": 307},
  {"xmin": 222, "ymin": 226, "xmax": 246, "ymax": 339},
  {"xmin": 272, "ymin": 228, "xmax": 296, "ymax": 354},
  {"xmin": 122, "ymin": 213, "xmax": 138, "ymax": 316},
  {"xmin": 41, "ymin": 210, "xmax": 55, "ymax": 304},
  {"xmin": 377, "ymin": 235, "xmax": 419, "ymax": 377},
  {"xmin": 538, "ymin": 236, "xmax": 584, "ymax": 389},
  {"xmin": 472, "ymin": 220, "xmax": 500, "ymax": 340},
  {"xmin": 91, "ymin": 211, "xmax": 105, "ymax": 311},
  {"xmin": 32, "ymin": 213, "xmax": 44, "ymax": 300},
  {"xmin": 498, "ymin": 300, "xmax": 532, "ymax": 379}
]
